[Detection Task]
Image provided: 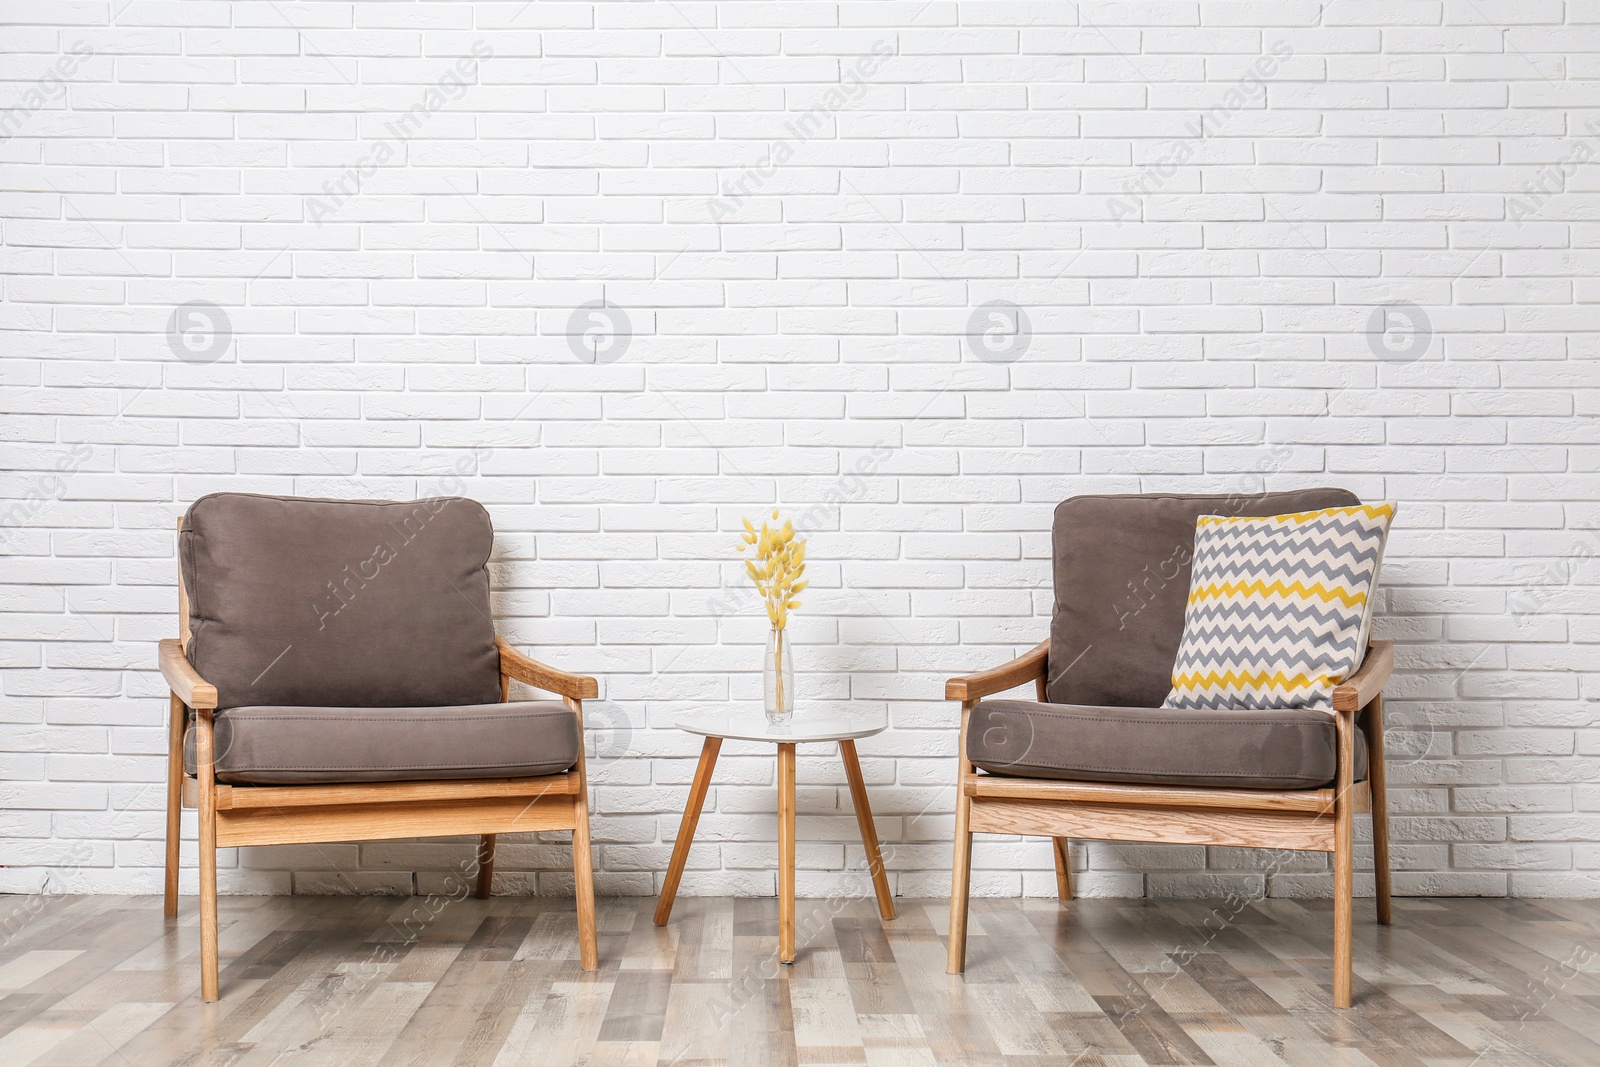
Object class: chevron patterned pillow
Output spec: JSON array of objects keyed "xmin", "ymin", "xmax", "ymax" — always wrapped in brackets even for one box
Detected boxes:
[{"xmin": 1163, "ymin": 502, "xmax": 1397, "ymax": 713}]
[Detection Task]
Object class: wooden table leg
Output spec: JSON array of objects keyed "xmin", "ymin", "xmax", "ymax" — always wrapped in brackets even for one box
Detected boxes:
[
  {"xmin": 839, "ymin": 739, "xmax": 894, "ymax": 922},
  {"xmin": 778, "ymin": 742, "xmax": 796, "ymax": 964},
  {"xmin": 654, "ymin": 736, "xmax": 721, "ymax": 926}
]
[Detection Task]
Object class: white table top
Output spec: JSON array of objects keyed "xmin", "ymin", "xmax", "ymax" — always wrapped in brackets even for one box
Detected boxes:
[{"xmin": 673, "ymin": 709, "xmax": 887, "ymax": 744}]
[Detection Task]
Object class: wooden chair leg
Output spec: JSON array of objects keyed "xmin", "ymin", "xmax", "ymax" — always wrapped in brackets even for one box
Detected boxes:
[
  {"xmin": 1051, "ymin": 837, "xmax": 1072, "ymax": 901},
  {"xmin": 196, "ymin": 708, "xmax": 220, "ymax": 1002},
  {"xmin": 1333, "ymin": 821, "xmax": 1354, "ymax": 1008},
  {"xmin": 1368, "ymin": 696, "xmax": 1393, "ymax": 926},
  {"xmin": 948, "ymin": 702, "xmax": 976, "ymax": 974},
  {"xmin": 565, "ymin": 694, "xmax": 599, "ymax": 970},
  {"xmin": 1333, "ymin": 708, "xmax": 1356, "ymax": 1009},
  {"xmin": 947, "ymin": 790, "xmax": 974, "ymax": 973},
  {"xmin": 476, "ymin": 834, "xmax": 496, "ymax": 899},
  {"xmin": 164, "ymin": 694, "xmax": 184, "ymax": 920},
  {"xmin": 572, "ymin": 789, "xmax": 599, "ymax": 970}
]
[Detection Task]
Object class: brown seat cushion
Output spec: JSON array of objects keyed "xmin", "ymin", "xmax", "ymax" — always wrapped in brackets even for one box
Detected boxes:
[
  {"xmin": 968, "ymin": 700, "xmax": 1367, "ymax": 789},
  {"xmin": 184, "ymin": 702, "xmax": 580, "ymax": 785},
  {"xmin": 1048, "ymin": 489, "xmax": 1361, "ymax": 708},
  {"xmin": 180, "ymin": 493, "xmax": 502, "ymax": 710}
]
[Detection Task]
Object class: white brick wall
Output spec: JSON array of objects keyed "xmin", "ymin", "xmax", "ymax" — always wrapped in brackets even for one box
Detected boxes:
[{"xmin": 3, "ymin": 1, "xmax": 1597, "ymax": 902}]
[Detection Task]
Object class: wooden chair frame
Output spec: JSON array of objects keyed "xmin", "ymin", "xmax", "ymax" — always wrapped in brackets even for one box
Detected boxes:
[
  {"xmin": 945, "ymin": 638, "xmax": 1394, "ymax": 1009},
  {"xmin": 160, "ymin": 520, "xmax": 600, "ymax": 1001}
]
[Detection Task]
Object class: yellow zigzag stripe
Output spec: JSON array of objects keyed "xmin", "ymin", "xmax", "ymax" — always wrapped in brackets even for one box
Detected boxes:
[
  {"xmin": 1187, "ymin": 579, "xmax": 1367, "ymax": 608},
  {"xmin": 1171, "ymin": 670, "xmax": 1339, "ymax": 692},
  {"xmin": 1198, "ymin": 502, "xmax": 1395, "ymax": 527}
]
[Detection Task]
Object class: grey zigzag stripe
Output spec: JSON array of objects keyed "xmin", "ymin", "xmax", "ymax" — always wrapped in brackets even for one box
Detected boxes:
[
  {"xmin": 1198, "ymin": 531, "xmax": 1382, "ymax": 551},
  {"xmin": 1182, "ymin": 621, "xmax": 1357, "ymax": 642},
  {"xmin": 1196, "ymin": 543, "xmax": 1382, "ymax": 575},
  {"xmin": 1173, "ymin": 690, "xmax": 1333, "ymax": 712},
  {"xmin": 1194, "ymin": 550, "xmax": 1382, "ymax": 579},
  {"xmin": 1174, "ymin": 626, "xmax": 1359, "ymax": 656},
  {"xmin": 1175, "ymin": 623, "xmax": 1360, "ymax": 653},
  {"xmin": 1191, "ymin": 560, "xmax": 1380, "ymax": 587},
  {"xmin": 1179, "ymin": 623, "xmax": 1361, "ymax": 650},
  {"xmin": 1173, "ymin": 644, "xmax": 1359, "ymax": 676},
  {"xmin": 1195, "ymin": 537, "xmax": 1384, "ymax": 563},
  {"xmin": 1199, "ymin": 523, "xmax": 1387, "ymax": 553},
  {"xmin": 1174, "ymin": 621, "xmax": 1361, "ymax": 653},
  {"xmin": 1181, "ymin": 598, "xmax": 1361, "ymax": 630},
  {"xmin": 1203, "ymin": 519, "xmax": 1386, "ymax": 545}
]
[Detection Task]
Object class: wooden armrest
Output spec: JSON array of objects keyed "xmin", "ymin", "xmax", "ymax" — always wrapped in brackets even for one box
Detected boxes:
[
  {"xmin": 496, "ymin": 637, "xmax": 599, "ymax": 700},
  {"xmin": 1332, "ymin": 639, "xmax": 1393, "ymax": 713},
  {"xmin": 946, "ymin": 640, "xmax": 1048, "ymax": 702},
  {"xmin": 159, "ymin": 638, "xmax": 218, "ymax": 709}
]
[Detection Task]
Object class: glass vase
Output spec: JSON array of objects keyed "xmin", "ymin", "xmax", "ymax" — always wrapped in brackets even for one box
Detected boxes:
[{"xmin": 764, "ymin": 628, "xmax": 794, "ymax": 725}]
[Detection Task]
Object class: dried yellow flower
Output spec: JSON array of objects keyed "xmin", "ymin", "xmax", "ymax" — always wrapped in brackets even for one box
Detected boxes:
[{"xmin": 738, "ymin": 509, "xmax": 807, "ymax": 631}]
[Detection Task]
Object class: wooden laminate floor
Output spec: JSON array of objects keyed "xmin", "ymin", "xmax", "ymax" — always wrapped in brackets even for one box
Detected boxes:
[{"xmin": 0, "ymin": 893, "xmax": 1596, "ymax": 1066}]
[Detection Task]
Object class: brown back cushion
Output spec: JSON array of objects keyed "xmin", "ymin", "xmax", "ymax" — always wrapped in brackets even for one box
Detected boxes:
[
  {"xmin": 1047, "ymin": 488, "xmax": 1361, "ymax": 708},
  {"xmin": 181, "ymin": 493, "xmax": 502, "ymax": 710}
]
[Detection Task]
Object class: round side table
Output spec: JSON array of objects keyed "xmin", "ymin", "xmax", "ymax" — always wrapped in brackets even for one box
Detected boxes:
[{"xmin": 651, "ymin": 709, "xmax": 895, "ymax": 963}]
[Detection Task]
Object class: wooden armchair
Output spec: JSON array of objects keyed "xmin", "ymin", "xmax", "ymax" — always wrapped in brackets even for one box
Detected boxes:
[
  {"xmin": 944, "ymin": 490, "xmax": 1395, "ymax": 1009},
  {"xmin": 161, "ymin": 493, "xmax": 600, "ymax": 1000}
]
